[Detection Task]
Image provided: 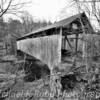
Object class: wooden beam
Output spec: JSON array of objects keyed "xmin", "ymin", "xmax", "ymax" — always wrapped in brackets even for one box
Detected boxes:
[
  {"xmin": 75, "ymin": 33, "xmax": 79, "ymax": 55},
  {"xmin": 65, "ymin": 36, "xmax": 73, "ymax": 50}
]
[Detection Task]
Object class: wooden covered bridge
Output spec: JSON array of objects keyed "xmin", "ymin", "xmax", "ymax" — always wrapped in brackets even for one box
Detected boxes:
[{"xmin": 17, "ymin": 12, "xmax": 94, "ymax": 73}]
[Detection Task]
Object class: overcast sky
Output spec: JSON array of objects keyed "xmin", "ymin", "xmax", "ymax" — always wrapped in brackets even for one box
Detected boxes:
[
  {"xmin": 25, "ymin": 0, "xmax": 99, "ymax": 30},
  {"xmin": 4, "ymin": 0, "xmax": 77, "ymax": 22},
  {"xmin": 24, "ymin": 0, "xmax": 77, "ymax": 22},
  {"xmin": 3, "ymin": 0, "xmax": 99, "ymax": 30}
]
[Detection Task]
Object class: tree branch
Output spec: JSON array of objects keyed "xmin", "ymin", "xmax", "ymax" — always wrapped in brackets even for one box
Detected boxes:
[
  {"xmin": 0, "ymin": 0, "xmax": 13, "ymax": 17},
  {"xmin": 0, "ymin": 0, "xmax": 31, "ymax": 17}
]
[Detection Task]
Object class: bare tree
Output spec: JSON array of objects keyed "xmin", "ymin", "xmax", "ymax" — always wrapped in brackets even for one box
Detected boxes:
[
  {"xmin": 0, "ymin": 0, "xmax": 31, "ymax": 17},
  {"xmin": 21, "ymin": 11, "xmax": 34, "ymax": 35},
  {"xmin": 72, "ymin": 0, "xmax": 100, "ymax": 27}
]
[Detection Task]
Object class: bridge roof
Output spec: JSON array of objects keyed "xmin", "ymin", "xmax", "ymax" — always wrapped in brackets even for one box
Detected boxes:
[{"xmin": 17, "ymin": 12, "xmax": 93, "ymax": 41}]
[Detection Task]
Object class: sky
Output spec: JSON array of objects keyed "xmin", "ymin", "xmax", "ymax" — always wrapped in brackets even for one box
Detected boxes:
[
  {"xmin": 3, "ymin": 0, "xmax": 100, "ymax": 30},
  {"xmin": 25, "ymin": 0, "xmax": 76, "ymax": 22},
  {"xmin": 4, "ymin": 0, "xmax": 77, "ymax": 23}
]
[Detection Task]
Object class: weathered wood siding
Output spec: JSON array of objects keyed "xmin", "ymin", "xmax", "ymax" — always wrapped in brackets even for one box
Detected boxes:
[{"xmin": 17, "ymin": 35, "xmax": 62, "ymax": 69}]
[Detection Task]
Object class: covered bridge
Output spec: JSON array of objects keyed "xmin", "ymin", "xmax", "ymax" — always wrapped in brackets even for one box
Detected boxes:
[{"xmin": 17, "ymin": 12, "xmax": 94, "ymax": 72}]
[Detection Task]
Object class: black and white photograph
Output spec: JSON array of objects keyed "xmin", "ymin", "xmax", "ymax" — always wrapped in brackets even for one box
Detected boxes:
[{"xmin": 0, "ymin": 0, "xmax": 100, "ymax": 100}]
